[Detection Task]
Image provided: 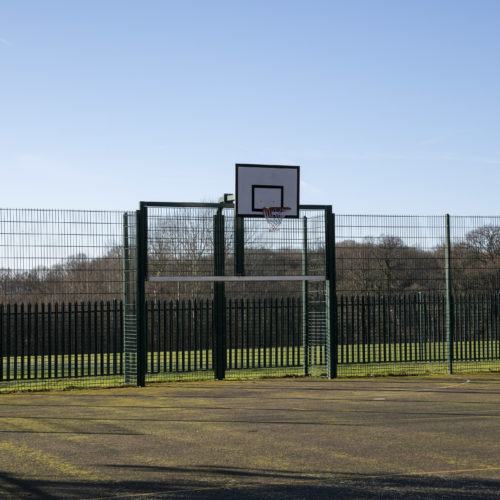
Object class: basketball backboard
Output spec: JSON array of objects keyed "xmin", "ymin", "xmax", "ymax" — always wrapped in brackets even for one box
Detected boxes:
[{"xmin": 235, "ymin": 164, "xmax": 300, "ymax": 218}]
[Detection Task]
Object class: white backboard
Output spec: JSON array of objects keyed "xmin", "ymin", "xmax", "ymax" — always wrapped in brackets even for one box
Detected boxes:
[{"xmin": 235, "ymin": 164, "xmax": 300, "ymax": 218}]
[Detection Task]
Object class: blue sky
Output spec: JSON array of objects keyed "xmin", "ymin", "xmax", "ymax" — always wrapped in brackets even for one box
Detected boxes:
[{"xmin": 1, "ymin": 0, "xmax": 499, "ymax": 214}]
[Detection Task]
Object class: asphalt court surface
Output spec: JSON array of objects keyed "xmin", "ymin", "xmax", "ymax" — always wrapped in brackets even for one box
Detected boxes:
[{"xmin": 0, "ymin": 375, "xmax": 499, "ymax": 498}]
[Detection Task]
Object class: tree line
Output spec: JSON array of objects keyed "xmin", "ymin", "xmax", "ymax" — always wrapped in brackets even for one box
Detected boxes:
[{"xmin": 1, "ymin": 224, "xmax": 500, "ymax": 304}]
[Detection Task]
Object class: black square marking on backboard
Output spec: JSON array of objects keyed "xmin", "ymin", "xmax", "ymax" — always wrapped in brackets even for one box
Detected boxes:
[{"xmin": 252, "ymin": 185, "xmax": 284, "ymax": 212}]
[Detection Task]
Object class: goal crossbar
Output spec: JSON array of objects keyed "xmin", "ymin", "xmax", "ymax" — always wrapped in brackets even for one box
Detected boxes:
[{"xmin": 148, "ymin": 275, "xmax": 326, "ymax": 282}]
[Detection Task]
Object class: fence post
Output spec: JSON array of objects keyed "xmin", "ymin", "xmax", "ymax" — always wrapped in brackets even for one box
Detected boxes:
[
  {"xmin": 136, "ymin": 206, "xmax": 148, "ymax": 386},
  {"xmin": 0, "ymin": 304, "xmax": 3, "ymax": 381},
  {"xmin": 234, "ymin": 214, "xmax": 245, "ymax": 276},
  {"xmin": 302, "ymin": 216, "xmax": 309, "ymax": 376},
  {"xmin": 445, "ymin": 214, "xmax": 453, "ymax": 374},
  {"xmin": 213, "ymin": 206, "xmax": 226, "ymax": 380},
  {"xmin": 325, "ymin": 207, "xmax": 337, "ymax": 379},
  {"xmin": 418, "ymin": 291, "xmax": 424, "ymax": 361}
]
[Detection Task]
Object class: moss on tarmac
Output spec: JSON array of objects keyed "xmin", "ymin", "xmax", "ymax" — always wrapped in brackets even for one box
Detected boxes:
[{"xmin": 0, "ymin": 375, "xmax": 499, "ymax": 498}]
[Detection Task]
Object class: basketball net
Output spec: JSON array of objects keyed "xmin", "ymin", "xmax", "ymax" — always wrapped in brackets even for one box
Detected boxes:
[{"xmin": 263, "ymin": 207, "xmax": 291, "ymax": 231}]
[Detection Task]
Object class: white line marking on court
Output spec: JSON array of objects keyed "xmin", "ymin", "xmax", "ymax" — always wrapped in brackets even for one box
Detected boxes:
[
  {"xmin": 372, "ymin": 379, "xmax": 471, "ymax": 399},
  {"xmin": 412, "ymin": 465, "xmax": 500, "ymax": 475},
  {"xmin": 416, "ymin": 378, "xmax": 471, "ymax": 392}
]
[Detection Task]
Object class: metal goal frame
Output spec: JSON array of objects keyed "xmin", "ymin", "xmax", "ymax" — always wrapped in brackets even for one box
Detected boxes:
[{"xmin": 134, "ymin": 200, "xmax": 337, "ymax": 385}]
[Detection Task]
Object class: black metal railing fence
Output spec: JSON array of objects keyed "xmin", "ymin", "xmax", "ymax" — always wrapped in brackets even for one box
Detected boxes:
[{"xmin": 1, "ymin": 292, "xmax": 499, "ymax": 389}]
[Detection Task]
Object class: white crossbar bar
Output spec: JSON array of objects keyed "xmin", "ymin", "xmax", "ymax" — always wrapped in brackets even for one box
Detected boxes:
[{"xmin": 148, "ymin": 275, "xmax": 326, "ymax": 282}]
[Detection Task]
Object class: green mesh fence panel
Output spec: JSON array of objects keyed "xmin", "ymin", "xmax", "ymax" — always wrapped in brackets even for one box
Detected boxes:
[
  {"xmin": 141, "ymin": 204, "xmax": 330, "ymax": 382},
  {"xmin": 2, "ymin": 208, "xmax": 499, "ymax": 391},
  {"xmin": 0, "ymin": 208, "xmax": 129, "ymax": 392}
]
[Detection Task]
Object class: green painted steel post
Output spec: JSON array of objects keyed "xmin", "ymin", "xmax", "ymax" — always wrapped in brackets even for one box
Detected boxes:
[
  {"xmin": 0, "ymin": 305, "xmax": 3, "ymax": 381},
  {"xmin": 136, "ymin": 207, "xmax": 147, "ymax": 386},
  {"xmin": 234, "ymin": 215, "xmax": 245, "ymax": 276},
  {"xmin": 418, "ymin": 291, "xmax": 424, "ymax": 361},
  {"xmin": 213, "ymin": 206, "xmax": 226, "ymax": 380},
  {"xmin": 325, "ymin": 207, "xmax": 337, "ymax": 379},
  {"xmin": 302, "ymin": 216, "xmax": 309, "ymax": 375},
  {"xmin": 445, "ymin": 214, "xmax": 453, "ymax": 374}
]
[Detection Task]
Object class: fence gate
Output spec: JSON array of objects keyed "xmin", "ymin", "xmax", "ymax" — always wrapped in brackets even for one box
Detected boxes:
[{"xmin": 134, "ymin": 201, "xmax": 336, "ymax": 385}]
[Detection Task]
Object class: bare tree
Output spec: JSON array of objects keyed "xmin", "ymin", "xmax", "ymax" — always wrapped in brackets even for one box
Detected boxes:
[
  {"xmin": 465, "ymin": 226, "xmax": 500, "ymax": 263},
  {"xmin": 452, "ymin": 225, "xmax": 500, "ymax": 293}
]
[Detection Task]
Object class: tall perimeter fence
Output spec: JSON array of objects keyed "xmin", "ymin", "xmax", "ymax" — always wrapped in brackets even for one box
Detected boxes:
[{"xmin": 1, "ymin": 207, "xmax": 500, "ymax": 391}]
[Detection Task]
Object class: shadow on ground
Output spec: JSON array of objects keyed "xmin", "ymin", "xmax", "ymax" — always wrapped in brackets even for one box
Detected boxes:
[{"xmin": 2, "ymin": 466, "xmax": 500, "ymax": 499}]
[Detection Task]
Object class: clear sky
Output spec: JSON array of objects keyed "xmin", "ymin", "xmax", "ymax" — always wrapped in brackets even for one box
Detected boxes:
[{"xmin": 1, "ymin": 0, "xmax": 499, "ymax": 214}]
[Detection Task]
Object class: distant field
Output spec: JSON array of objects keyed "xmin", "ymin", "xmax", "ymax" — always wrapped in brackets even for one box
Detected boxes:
[{"xmin": 1, "ymin": 341, "xmax": 499, "ymax": 392}]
